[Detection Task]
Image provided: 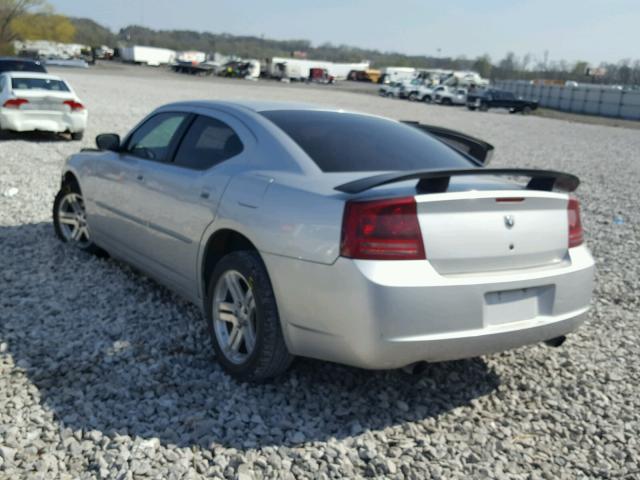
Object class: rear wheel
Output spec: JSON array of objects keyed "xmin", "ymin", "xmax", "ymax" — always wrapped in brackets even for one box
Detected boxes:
[
  {"xmin": 53, "ymin": 182, "xmax": 102, "ymax": 254},
  {"xmin": 522, "ymin": 105, "xmax": 532, "ymax": 115},
  {"xmin": 206, "ymin": 251, "xmax": 293, "ymax": 382},
  {"xmin": 408, "ymin": 92, "xmax": 418, "ymax": 102},
  {"xmin": 422, "ymin": 95, "xmax": 432, "ymax": 103},
  {"xmin": 71, "ymin": 131, "xmax": 84, "ymax": 141},
  {"xmin": 479, "ymin": 102, "xmax": 489, "ymax": 112},
  {"xmin": 467, "ymin": 106, "xmax": 477, "ymax": 111},
  {"xmin": 442, "ymin": 98, "xmax": 452, "ymax": 106}
]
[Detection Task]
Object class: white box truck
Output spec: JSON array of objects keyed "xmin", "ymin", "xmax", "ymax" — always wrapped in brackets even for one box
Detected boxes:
[{"xmin": 120, "ymin": 46, "xmax": 176, "ymax": 66}]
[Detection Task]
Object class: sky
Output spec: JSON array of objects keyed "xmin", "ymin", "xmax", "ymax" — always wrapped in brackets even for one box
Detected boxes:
[{"xmin": 48, "ymin": 0, "xmax": 639, "ymax": 65}]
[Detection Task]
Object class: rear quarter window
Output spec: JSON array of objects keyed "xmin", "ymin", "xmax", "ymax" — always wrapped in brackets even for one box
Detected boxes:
[{"xmin": 261, "ymin": 110, "xmax": 475, "ymax": 172}]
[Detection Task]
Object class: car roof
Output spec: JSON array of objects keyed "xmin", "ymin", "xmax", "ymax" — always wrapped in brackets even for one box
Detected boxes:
[
  {"xmin": 1, "ymin": 71, "xmax": 64, "ymax": 81},
  {"xmin": 161, "ymin": 100, "xmax": 334, "ymax": 114},
  {"xmin": 0, "ymin": 57, "xmax": 41, "ymax": 62}
]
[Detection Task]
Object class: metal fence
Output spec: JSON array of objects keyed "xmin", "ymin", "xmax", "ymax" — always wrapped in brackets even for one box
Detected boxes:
[{"xmin": 495, "ymin": 80, "xmax": 640, "ymax": 121}]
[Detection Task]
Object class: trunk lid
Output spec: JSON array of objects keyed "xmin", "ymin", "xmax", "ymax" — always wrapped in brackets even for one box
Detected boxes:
[
  {"xmin": 416, "ymin": 190, "xmax": 569, "ymax": 274},
  {"xmin": 10, "ymin": 89, "xmax": 75, "ymax": 112}
]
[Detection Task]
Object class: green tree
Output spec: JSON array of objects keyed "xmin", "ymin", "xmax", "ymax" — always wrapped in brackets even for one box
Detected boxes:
[
  {"xmin": 0, "ymin": 0, "xmax": 46, "ymax": 50},
  {"xmin": 472, "ymin": 54, "xmax": 493, "ymax": 78},
  {"xmin": 11, "ymin": 13, "xmax": 75, "ymax": 43}
]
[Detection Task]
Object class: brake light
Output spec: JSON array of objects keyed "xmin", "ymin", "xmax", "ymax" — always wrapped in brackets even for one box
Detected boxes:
[
  {"xmin": 63, "ymin": 100, "xmax": 84, "ymax": 111},
  {"xmin": 341, "ymin": 197, "xmax": 426, "ymax": 260},
  {"xmin": 568, "ymin": 197, "xmax": 583, "ymax": 248},
  {"xmin": 3, "ymin": 98, "xmax": 28, "ymax": 108}
]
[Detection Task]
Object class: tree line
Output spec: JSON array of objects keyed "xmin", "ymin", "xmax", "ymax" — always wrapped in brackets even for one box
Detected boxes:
[{"xmin": 1, "ymin": 0, "xmax": 639, "ymax": 87}]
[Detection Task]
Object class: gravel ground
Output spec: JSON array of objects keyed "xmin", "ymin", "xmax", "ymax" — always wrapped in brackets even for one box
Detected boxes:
[{"xmin": 1, "ymin": 64, "xmax": 639, "ymax": 479}]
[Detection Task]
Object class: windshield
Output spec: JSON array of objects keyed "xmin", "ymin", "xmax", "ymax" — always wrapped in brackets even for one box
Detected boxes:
[
  {"xmin": 11, "ymin": 77, "xmax": 70, "ymax": 92},
  {"xmin": 261, "ymin": 110, "xmax": 475, "ymax": 172}
]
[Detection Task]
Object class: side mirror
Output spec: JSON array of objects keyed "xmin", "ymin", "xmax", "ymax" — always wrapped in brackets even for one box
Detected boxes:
[{"xmin": 96, "ymin": 133, "xmax": 120, "ymax": 151}]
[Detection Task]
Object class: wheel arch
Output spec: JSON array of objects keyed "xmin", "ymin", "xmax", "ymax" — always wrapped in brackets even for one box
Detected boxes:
[
  {"xmin": 61, "ymin": 169, "xmax": 81, "ymax": 190},
  {"xmin": 200, "ymin": 228, "xmax": 265, "ymax": 303}
]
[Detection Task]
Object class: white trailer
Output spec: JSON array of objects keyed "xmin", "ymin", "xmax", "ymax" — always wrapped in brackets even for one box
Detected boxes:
[
  {"xmin": 176, "ymin": 50, "xmax": 206, "ymax": 64},
  {"xmin": 267, "ymin": 57, "xmax": 369, "ymax": 81},
  {"xmin": 381, "ymin": 67, "xmax": 416, "ymax": 84},
  {"xmin": 120, "ymin": 46, "xmax": 176, "ymax": 66}
]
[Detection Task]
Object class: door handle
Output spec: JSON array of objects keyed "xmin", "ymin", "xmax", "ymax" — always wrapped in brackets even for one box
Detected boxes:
[
  {"xmin": 200, "ymin": 187, "xmax": 213, "ymax": 199},
  {"xmin": 136, "ymin": 174, "xmax": 144, "ymax": 181}
]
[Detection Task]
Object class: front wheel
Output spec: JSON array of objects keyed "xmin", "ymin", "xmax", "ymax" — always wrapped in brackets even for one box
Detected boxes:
[
  {"xmin": 522, "ymin": 106, "xmax": 532, "ymax": 115},
  {"xmin": 479, "ymin": 102, "xmax": 489, "ymax": 112},
  {"xmin": 53, "ymin": 183, "xmax": 102, "ymax": 254},
  {"xmin": 206, "ymin": 251, "xmax": 293, "ymax": 382},
  {"xmin": 71, "ymin": 131, "xmax": 84, "ymax": 141},
  {"xmin": 408, "ymin": 92, "xmax": 418, "ymax": 102}
]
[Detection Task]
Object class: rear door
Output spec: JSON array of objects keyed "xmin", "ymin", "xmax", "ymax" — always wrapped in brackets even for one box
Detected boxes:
[{"xmin": 132, "ymin": 111, "xmax": 250, "ymax": 296}]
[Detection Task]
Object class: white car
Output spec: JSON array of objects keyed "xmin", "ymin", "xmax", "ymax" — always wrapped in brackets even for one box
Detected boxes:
[
  {"xmin": 435, "ymin": 87, "xmax": 467, "ymax": 106},
  {"xmin": 0, "ymin": 72, "xmax": 87, "ymax": 140}
]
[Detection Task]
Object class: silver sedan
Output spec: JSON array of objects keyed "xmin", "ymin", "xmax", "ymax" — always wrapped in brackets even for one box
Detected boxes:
[{"xmin": 53, "ymin": 101, "xmax": 595, "ymax": 381}]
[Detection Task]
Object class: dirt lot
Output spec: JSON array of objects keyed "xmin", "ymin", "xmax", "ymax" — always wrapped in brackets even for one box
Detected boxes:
[{"xmin": 1, "ymin": 63, "xmax": 639, "ymax": 479}]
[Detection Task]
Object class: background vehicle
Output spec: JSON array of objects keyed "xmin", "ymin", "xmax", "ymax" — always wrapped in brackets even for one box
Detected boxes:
[
  {"xmin": 119, "ymin": 45, "xmax": 176, "ymax": 66},
  {"xmin": 0, "ymin": 72, "xmax": 87, "ymax": 139},
  {"xmin": 308, "ymin": 68, "xmax": 335, "ymax": 84},
  {"xmin": 435, "ymin": 87, "xmax": 468, "ymax": 105},
  {"xmin": 0, "ymin": 57, "xmax": 47, "ymax": 74},
  {"xmin": 467, "ymin": 88, "xmax": 539, "ymax": 113},
  {"xmin": 379, "ymin": 82, "xmax": 403, "ymax": 97},
  {"xmin": 54, "ymin": 101, "xmax": 594, "ymax": 381}
]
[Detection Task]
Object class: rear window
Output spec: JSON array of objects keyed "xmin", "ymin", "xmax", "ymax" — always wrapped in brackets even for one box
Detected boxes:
[
  {"xmin": 0, "ymin": 60, "xmax": 46, "ymax": 74},
  {"xmin": 261, "ymin": 110, "xmax": 475, "ymax": 172},
  {"xmin": 11, "ymin": 77, "xmax": 69, "ymax": 92}
]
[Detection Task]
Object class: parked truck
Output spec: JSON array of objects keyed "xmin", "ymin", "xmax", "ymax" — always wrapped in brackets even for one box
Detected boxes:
[{"xmin": 120, "ymin": 46, "xmax": 176, "ymax": 66}]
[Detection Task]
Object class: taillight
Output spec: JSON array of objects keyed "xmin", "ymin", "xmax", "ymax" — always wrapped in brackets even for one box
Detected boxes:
[
  {"xmin": 568, "ymin": 197, "xmax": 583, "ymax": 248},
  {"xmin": 3, "ymin": 98, "xmax": 28, "ymax": 108},
  {"xmin": 340, "ymin": 197, "xmax": 426, "ymax": 260},
  {"xmin": 63, "ymin": 100, "xmax": 84, "ymax": 111}
]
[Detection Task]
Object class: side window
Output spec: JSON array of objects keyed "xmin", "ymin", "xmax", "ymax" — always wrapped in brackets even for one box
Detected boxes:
[
  {"xmin": 173, "ymin": 115, "xmax": 243, "ymax": 170},
  {"xmin": 0, "ymin": 76, "xmax": 4, "ymax": 91},
  {"xmin": 125, "ymin": 112, "xmax": 189, "ymax": 162}
]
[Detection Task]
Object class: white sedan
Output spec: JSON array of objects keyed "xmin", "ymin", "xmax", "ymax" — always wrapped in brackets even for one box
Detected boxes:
[{"xmin": 0, "ymin": 72, "xmax": 87, "ymax": 140}]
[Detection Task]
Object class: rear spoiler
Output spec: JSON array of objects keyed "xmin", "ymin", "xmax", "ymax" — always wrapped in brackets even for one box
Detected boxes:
[
  {"xmin": 335, "ymin": 168, "xmax": 580, "ymax": 194},
  {"xmin": 402, "ymin": 121, "xmax": 494, "ymax": 165}
]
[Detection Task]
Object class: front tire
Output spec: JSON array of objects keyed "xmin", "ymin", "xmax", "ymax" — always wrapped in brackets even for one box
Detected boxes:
[
  {"xmin": 522, "ymin": 106, "xmax": 532, "ymax": 115},
  {"xmin": 206, "ymin": 251, "xmax": 293, "ymax": 382},
  {"xmin": 71, "ymin": 131, "xmax": 84, "ymax": 141},
  {"xmin": 53, "ymin": 182, "xmax": 101, "ymax": 254},
  {"xmin": 479, "ymin": 102, "xmax": 489, "ymax": 112}
]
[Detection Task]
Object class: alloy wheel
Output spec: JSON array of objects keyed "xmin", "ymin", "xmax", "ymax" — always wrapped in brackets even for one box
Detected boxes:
[
  {"xmin": 57, "ymin": 192, "xmax": 92, "ymax": 248},
  {"xmin": 212, "ymin": 270, "xmax": 258, "ymax": 364}
]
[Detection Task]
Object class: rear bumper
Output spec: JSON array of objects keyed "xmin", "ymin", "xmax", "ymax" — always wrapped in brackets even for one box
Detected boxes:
[
  {"xmin": 0, "ymin": 109, "xmax": 87, "ymax": 133},
  {"xmin": 264, "ymin": 245, "xmax": 595, "ymax": 369}
]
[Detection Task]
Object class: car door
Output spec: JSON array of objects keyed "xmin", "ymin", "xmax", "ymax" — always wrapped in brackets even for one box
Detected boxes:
[
  {"xmin": 88, "ymin": 111, "xmax": 192, "ymax": 262},
  {"xmin": 131, "ymin": 110, "xmax": 252, "ymax": 298}
]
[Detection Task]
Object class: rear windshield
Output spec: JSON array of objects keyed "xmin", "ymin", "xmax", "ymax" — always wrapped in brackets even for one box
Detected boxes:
[
  {"xmin": 261, "ymin": 110, "xmax": 475, "ymax": 172},
  {"xmin": 11, "ymin": 77, "xmax": 69, "ymax": 92},
  {"xmin": 0, "ymin": 60, "xmax": 46, "ymax": 73}
]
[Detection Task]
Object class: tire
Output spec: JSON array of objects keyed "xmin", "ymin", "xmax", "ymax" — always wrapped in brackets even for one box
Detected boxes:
[
  {"xmin": 442, "ymin": 98, "xmax": 452, "ymax": 106},
  {"xmin": 467, "ymin": 106, "xmax": 476, "ymax": 111},
  {"xmin": 522, "ymin": 105, "xmax": 532, "ymax": 115},
  {"xmin": 53, "ymin": 181, "xmax": 103, "ymax": 255},
  {"xmin": 422, "ymin": 95, "xmax": 432, "ymax": 103},
  {"xmin": 479, "ymin": 102, "xmax": 489, "ymax": 112},
  {"xmin": 206, "ymin": 251, "xmax": 293, "ymax": 382},
  {"xmin": 71, "ymin": 131, "xmax": 84, "ymax": 141},
  {"xmin": 408, "ymin": 92, "xmax": 418, "ymax": 102}
]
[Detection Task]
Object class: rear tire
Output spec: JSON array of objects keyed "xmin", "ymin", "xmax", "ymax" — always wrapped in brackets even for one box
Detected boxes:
[
  {"xmin": 422, "ymin": 95, "xmax": 432, "ymax": 103},
  {"xmin": 522, "ymin": 106, "xmax": 532, "ymax": 115},
  {"xmin": 206, "ymin": 251, "xmax": 293, "ymax": 382},
  {"xmin": 479, "ymin": 102, "xmax": 489, "ymax": 112},
  {"xmin": 71, "ymin": 131, "xmax": 84, "ymax": 141},
  {"xmin": 408, "ymin": 92, "xmax": 418, "ymax": 102},
  {"xmin": 442, "ymin": 98, "xmax": 452, "ymax": 106},
  {"xmin": 467, "ymin": 106, "xmax": 477, "ymax": 111}
]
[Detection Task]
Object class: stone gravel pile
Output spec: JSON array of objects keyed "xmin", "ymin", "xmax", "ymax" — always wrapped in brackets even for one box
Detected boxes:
[{"xmin": 1, "ymin": 64, "xmax": 639, "ymax": 479}]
